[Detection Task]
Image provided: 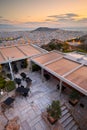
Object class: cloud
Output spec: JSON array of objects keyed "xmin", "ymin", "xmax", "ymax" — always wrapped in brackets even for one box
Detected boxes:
[
  {"xmin": 65, "ymin": 13, "xmax": 79, "ymax": 18},
  {"xmin": 46, "ymin": 13, "xmax": 87, "ymax": 27},
  {"xmin": 0, "ymin": 16, "xmax": 20, "ymax": 24},
  {"xmin": 0, "ymin": 24, "xmax": 15, "ymax": 29},
  {"xmin": 23, "ymin": 21, "xmax": 45, "ymax": 24},
  {"xmin": 48, "ymin": 13, "xmax": 79, "ymax": 22},
  {"xmin": 48, "ymin": 15, "xmax": 59, "ymax": 18},
  {"xmin": 0, "ymin": 16, "xmax": 3, "ymax": 19},
  {"xmin": 78, "ymin": 18, "xmax": 87, "ymax": 23},
  {"xmin": 45, "ymin": 19, "xmax": 57, "ymax": 22},
  {"xmin": 0, "ymin": 18, "xmax": 14, "ymax": 24}
]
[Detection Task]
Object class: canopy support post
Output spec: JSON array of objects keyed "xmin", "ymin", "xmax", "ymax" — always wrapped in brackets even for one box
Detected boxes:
[{"xmin": 8, "ymin": 58, "xmax": 14, "ymax": 81}]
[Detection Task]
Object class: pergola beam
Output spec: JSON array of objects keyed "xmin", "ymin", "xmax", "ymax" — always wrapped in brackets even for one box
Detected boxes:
[
  {"xmin": 43, "ymin": 56, "xmax": 63, "ymax": 66},
  {"xmin": 63, "ymin": 64, "xmax": 84, "ymax": 77}
]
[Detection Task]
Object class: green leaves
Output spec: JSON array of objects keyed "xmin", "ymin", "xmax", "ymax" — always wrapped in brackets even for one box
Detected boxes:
[{"xmin": 47, "ymin": 100, "xmax": 61, "ymax": 119}]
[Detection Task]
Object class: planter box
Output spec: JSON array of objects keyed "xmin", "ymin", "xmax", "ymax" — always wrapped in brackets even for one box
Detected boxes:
[
  {"xmin": 47, "ymin": 115, "xmax": 57, "ymax": 125},
  {"xmin": 41, "ymin": 112, "xmax": 64, "ymax": 130},
  {"xmin": 69, "ymin": 99, "xmax": 79, "ymax": 106}
]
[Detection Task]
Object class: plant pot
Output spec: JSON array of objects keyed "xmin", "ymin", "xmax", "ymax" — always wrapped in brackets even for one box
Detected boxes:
[
  {"xmin": 69, "ymin": 99, "xmax": 79, "ymax": 106},
  {"xmin": 47, "ymin": 115, "xmax": 57, "ymax": 125}
]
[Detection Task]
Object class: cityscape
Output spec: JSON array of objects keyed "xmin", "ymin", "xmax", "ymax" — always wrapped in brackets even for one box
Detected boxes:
[{"xmin": 0, "ymin": 0, "xmax": 87, "ymax": 130}]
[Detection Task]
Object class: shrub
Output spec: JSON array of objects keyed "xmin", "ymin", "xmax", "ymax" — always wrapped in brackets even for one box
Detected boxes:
[
  {"xmin": 32, "ymin": 64, "xmax": 41, "ymax": 72},
  {"xmin": 47, "ymin": 100, "xmax": 61, "ymax": 119},
  {"xmin": 69, "ymin": 90, "xmax": 80, "ymax": 100},
  {"xmin": 5, "ymin": 80, "xmax": 16, "ymax": 92},
  {"xmin": 0, "ymin": 76, "xmax": 6, "ymax": 89}
]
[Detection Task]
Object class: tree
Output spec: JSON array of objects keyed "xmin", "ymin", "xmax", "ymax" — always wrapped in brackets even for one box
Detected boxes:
[
  {"xmin": 47, "ymin": 100, "xmax": 61, "ymax": 120},
  {"xmin": 62, "ymin": 42, "xmax": 69, "ymax": 52}
]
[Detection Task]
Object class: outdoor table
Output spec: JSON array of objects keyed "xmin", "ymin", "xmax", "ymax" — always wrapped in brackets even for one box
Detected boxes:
[
  {"xmin": 26, "ymin": 77, "xmax": 32, "ymax": 83},
  {"xmin": 16, "ymin": 87, "xmax": 29, "ymax": 96},
  {"xmin": 3, "ymin": 97, "xmax": 14, "ymax": 106},
  {"xmin": 1, "ymin": 97, "xmax": 15, "ymax": 111}
]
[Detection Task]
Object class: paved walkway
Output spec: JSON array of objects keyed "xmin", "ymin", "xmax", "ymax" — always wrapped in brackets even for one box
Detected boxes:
[
  {"xmin": 0, "ymin": 71, "xmax": 87, "ymax": 130},
  {"xmin": 4, "ymin": 72, "xmax": 60, "ymax": 130}
]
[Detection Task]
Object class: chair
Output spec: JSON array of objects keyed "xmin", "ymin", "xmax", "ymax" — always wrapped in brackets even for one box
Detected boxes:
[
  {"xmin": 21, "ymin": 85, "xmax": 24, "ymax": 88},
  {"xmin": 44, "ymin": 74, "xmax": 50, "ymax": 80},
  {"xmin": 1, "ymin": 103, "xmax": 6, "ymax": 113},
  {"xmin": 14, "ymin": 78, "xmax": 21, "ymax": 87},
  {"xmin": 22, "ymin": 92, "xmax": 28, "ymax": 97},
  {"xmin": 20, "ymin": 72, "xmax": 26, "ymax": 80},
  {"xmin": 80, "ymin": 103, "xmax": 84, "ymax": 108},
  {"xmin": 57, "ymin": 84, "xmax": 66, "ymax": 91}
]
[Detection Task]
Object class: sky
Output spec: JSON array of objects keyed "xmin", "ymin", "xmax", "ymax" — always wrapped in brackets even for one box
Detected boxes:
[{"xmin": 0, "ymin": 0, "xmax": 87, "ymax": 31}]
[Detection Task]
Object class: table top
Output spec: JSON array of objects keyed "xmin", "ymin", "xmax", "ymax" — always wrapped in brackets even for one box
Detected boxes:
[
  {"xmin": 26, "ymin": 77, "xmax": 32, "ymax": 82},
  {"xmin": 3, "ymin": 97, "xmax": 14, "ymax": 106},
  {"xmin": 16, "ymin": 87, "xmax": 29, "ymax": 94}
]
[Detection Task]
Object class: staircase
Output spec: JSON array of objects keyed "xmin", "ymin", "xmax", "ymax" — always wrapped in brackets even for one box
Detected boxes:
[{"xmin": 59, "ymin": 104, "xmax": 80, "ymax": 130}]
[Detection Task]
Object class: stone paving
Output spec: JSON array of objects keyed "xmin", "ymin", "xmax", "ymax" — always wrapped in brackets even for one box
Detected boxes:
[
  {"xmin": 1, "ymin": 71, "xmax": 87, "ymax": 130},
  {"xmin": 4, "ymin": 72, "xmax": 61, "ymax": 130}
]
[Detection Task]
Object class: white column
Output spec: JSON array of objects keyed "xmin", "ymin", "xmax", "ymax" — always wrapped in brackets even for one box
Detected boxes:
[
  {"xmin": 8, "ymin": 59, "xmax": 14, "ymax": 80},
  {"xmin": 59, "ymin": 80, "xmax": 62, "ymax": 96}
]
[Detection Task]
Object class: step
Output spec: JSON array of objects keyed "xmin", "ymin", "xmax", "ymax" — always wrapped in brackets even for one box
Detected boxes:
[
  {"xmin": 62, "ymin": 109, "xmax": 69, "ymax": 116},
  {"xmin": 65, "ymin": 120, "xmax": 75, "ymax": 130},
  {"xmin": 61, "ymin": 106, "xmax": 67, "ymax": 111},
  {"xmin": 59, "ymin": 112, "xmax": 71, "ymax": 123},
  {"xmin": 62, "ymin": 116, "xmax": 73, "ymax": 128},
  {"xmin": 70, "ymin": 124, "xmax": 79, "ymax": 130}
]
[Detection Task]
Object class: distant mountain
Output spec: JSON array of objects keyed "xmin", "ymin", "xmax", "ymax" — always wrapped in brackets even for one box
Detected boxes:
[{"xmin": 32, "ymin": 27, "xmax": 59, "ymax": 31}]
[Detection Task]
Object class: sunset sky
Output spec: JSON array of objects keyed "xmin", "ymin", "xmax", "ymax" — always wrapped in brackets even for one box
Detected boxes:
[{"xmin": 0, "ymin": 0, "xmax": 87, "ymax": 30}]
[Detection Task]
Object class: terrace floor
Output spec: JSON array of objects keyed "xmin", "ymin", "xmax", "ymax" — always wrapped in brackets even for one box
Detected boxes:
[{"xmin": 0, "ymin": 71, "xmax": 87, "ymax": 130}]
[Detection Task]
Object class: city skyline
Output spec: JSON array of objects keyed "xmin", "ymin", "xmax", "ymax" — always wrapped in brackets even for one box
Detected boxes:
[{"xmin": 0, "ymin": 0, "xmax": 87, "ymax": 30}]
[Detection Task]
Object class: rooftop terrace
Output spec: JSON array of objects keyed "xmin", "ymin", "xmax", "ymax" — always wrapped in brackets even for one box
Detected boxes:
[
  {"xmin": 31, "ymin": 51, "xmax": 87, "ymax": 96},
  {"xmin": 0, "ymin": 71, "xmax": 87, "ymax": 130}
]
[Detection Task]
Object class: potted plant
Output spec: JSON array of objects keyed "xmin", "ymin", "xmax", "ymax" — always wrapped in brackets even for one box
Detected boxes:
[
  {"xmin": 32, "ymin": 64, "xmax": 41, "ymax": 72},
  {"xmin": 5, "ymin": 80, "xmax": 16, "ymax": 92},
  {"xmin": 21, "ymin": 59, "xmax": 28, "ymax": 68},
  {"xmin": 69, "ymin": 90, "xmax": 80, "ymax": 106},
  {"xmin": 47, "ymin": 100, "xmax": 61, "ymax": 124},
  {"xmin": 0, "ymin": 76, "xmax": 6, "ymax": 90}
]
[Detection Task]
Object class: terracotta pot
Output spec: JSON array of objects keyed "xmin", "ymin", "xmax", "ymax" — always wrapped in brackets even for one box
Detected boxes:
[
  {"xmin": 47, "ymin": 115, "xmax": 57, "ymax": 125},
  {"xmin": 69, "ymin": 99, "xmax": 79, "ymax": 106}
]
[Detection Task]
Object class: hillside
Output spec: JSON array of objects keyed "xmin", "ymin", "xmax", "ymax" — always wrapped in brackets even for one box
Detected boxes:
[
  {"xmin": 41, "ymin": 36, "xmax": 87, "ymax": 53},
  {"xmin": 32, "ymin": 27, "xmax": 59, "ymax": 31},
  {"xmin": 66, "ymin": 34, "xmax": 87, "ymax": 52},
  {"xmin": 0, "ymin": 27, "xmax": 86, "ymax": 46},
  {"xmin": 41, "ymin": 39, "xmax": 70, "ymax": 52}
]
